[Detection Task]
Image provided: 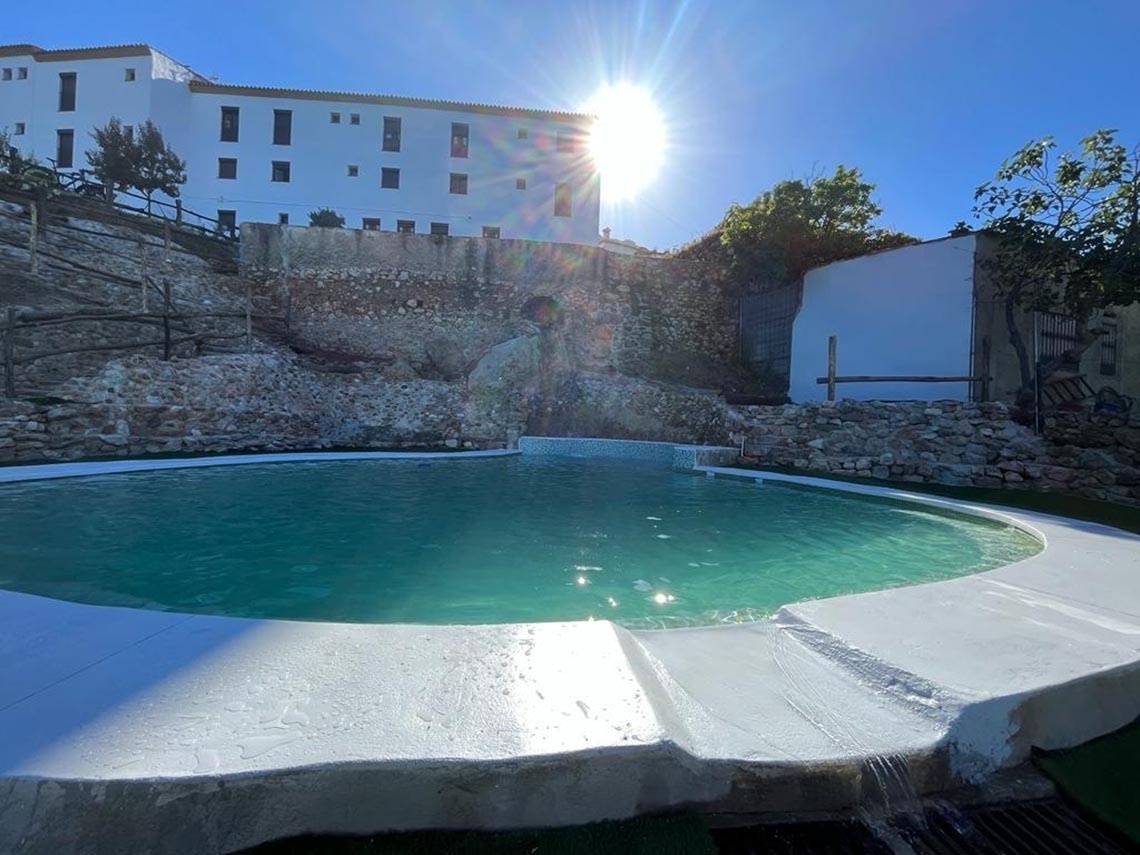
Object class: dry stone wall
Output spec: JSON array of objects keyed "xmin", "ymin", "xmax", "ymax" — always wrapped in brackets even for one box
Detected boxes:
[{"xmin": 732, "ymin": 400, "xmax": 1140, "ymax": 506}]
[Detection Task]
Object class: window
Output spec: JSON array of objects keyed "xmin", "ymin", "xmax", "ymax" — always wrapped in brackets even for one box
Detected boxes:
[
  {"xmin": 217, "ymin": 210, "xmax": 237, "ymax": 235},
  {"xmin": 273, "ymin": 109, "xmax": 292, "ymax": 145},
  {"xmin": 330, "ymin": 111, "xmax": 341, "ymax": 124},
  {"xmin": 271, "ymin": 161, "xmax": 291, "ymax": 182},
  {"xmin": 218, "ymin": 157, "xmax": 237, "ymax": 179},
  {"xmin": 1100, "ymin": 316, "xmax": 1119, "ymax": 376},
  {"xmin": 556, "ymin": 131, "xmax": 582, "ymax": 154},
  {"xmin": 396, "ymin": 219, "xmax": 415, "ymax": 234},
  {"xmin": 58, "ymin": 72, "xmax": 76, "ymax": 112},
  {"xmin": 56, "ymin": 129, "xmax": 74, "ymax": 168},
  {"xmin": 482, "ymin": 226, "xmax": 501, "ymax": 239},
  {"xmin": 430, "ymin": 222, "xmax": 449, "ymax": 236},
  {"xmin": 516, "ymin": 177, "xmax": 526, "ymax": 190},
  {"xmin": 362, "ymin": 217, "xmax": 380, "ymax": 230},
  {"xmin": 449, "ymin": 172, "xmax": 468, "ymax": 195},
  {"xmin": 554, "ymin": 182, "xmax": 572, "ymax": 217},
  {"xmin": 349, "ymin": 113, "xmax": 360, "ymax": 125},
  {"xmin": 383, "ymin": 116, "xmax": 401, "ymax": 151},
  {"xmin": 347, "ymin": 164, "xmax": 359, "ymax": 177},
  {"xmin": 278, "ymin": 213, "xmax": 289, "ymax": 225},
  {"xmin": 124, "ymin": 68, "xmax": 136, "ymax": 82},
  {"xmin": 220, "ymin": 106, "xmax": 239, "ymax": 142},
  {"xmin": 1, "ymin": 69, "xmax": 10, "ymax": 82},
  {"xmin": 17, "ymin": 67, "xmax": 27, "ymax": 80},
  {"xmin": 1039, "ymin": 312, "xmax": 1078, "ymax": 361},
  {"xmin": 13, "ymin": 123, "xmax": 24, "ymax": 135},
  {"xmin": 381, "ymin": 167, "xmax": 400, "ymax": 189},
  {"xmin": 451, "ymin": 122, "xmax": 469, "ymax": 157},
  {"xmin": 517, "ymin": 128, "xmax": 528, "ymax": 139}
]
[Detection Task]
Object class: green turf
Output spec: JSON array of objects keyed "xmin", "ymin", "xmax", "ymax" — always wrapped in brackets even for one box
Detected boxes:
[
  {"xmin": 1036, "ymin": 718, "xmax": 1140, "ymax": 844},
  {"xmin": 242, "ymin": 814, "xmax": 717, "ymax": 855}
]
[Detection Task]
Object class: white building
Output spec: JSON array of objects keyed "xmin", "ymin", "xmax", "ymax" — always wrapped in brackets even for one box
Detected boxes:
[{"xmin": 0, "ymin": 43, "xmax": 601, "ymax": 244}]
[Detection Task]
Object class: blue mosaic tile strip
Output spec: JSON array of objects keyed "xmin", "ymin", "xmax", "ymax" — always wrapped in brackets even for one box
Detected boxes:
[{"xmin": 518, "ymin": 437, "xmax": 738, "ymax": 470}]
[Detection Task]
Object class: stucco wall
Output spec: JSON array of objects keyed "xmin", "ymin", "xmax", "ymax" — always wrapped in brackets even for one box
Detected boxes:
[{"xmin": 790, "ymin": 236, "xmax": 977, "ymax": 403}]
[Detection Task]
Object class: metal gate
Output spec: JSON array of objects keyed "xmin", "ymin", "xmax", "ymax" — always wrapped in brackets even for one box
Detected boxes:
[{"xmin": 739, "ymin": 283, "xmax": 802, "ymax": 393}]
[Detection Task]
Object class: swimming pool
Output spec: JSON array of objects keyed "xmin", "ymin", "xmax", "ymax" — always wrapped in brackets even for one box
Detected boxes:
[{"xmin": 0, "ymin": 456, "xmax": 1040, "ymax": 626}]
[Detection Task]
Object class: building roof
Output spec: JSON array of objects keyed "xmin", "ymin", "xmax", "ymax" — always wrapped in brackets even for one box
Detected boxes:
[
  {"xmin": 0, "ymin": 42, "xmax": 592, "ymax": 123},
  {"xmin": 188, "ymin": 81, "xmax": 593, "ymax": 123}
]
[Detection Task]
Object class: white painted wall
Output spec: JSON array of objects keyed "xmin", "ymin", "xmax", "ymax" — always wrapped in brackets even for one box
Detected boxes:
[
  {"xmin": 0, "ymin": 45, "xmax": 601, "ymax": 245},
  {"xmin": 789, "ymin": 236, "xmax": 977, "ymax": 402}
]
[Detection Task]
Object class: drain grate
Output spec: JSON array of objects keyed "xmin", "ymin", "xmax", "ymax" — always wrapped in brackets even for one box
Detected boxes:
[{"xmin": 712, "ymin": 798, "xmax": 1139, "ymax": 854}]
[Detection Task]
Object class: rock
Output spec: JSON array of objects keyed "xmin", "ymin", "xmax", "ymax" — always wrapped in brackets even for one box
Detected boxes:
[
  {"xmin": 444, "ymin": 438, "xmax": 460, "ymax": 449},
  {"xmin": 807, "ymin": 438, "xmax": 826, "ymax": 450}
]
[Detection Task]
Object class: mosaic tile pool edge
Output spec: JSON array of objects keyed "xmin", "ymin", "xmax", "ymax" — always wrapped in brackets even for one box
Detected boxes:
[{"xmin": 518, "ymin": 437, "xmax": 738, "ymax": 470}]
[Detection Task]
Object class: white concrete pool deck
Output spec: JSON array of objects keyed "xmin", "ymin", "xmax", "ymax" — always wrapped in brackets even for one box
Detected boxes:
[{"xmin": 1, "ymin": 443, "xmax": 1139, "ymax": 853}]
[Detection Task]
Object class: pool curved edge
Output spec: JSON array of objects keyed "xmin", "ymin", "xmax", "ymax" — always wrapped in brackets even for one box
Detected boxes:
[{"xmin": 1, "ymin": 444, "xmax": 1138, "ymax": 853}]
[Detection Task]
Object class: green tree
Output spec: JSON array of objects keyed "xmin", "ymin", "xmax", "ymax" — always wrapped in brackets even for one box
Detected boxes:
[
  {"xmin": 308, "ymin": 207, "xmax": 346, "ymax": 228},
  {"xmin": 719, "ymin": 165, "xmax": 917, "ymax": 284},
  {"xmin": 133, "ymin": 120, "xmax": 186, "ymax": 212},
  {"xmin": 86, "ymin": 118, "xmax": 186, "ymax": 211},
  {"xmin": 85, "ymin": 117, "xmax": 136, "ymax": 200},
  {"xmin": 973, "ymin": 130, "xmax": 1140, "ymax": 392}
]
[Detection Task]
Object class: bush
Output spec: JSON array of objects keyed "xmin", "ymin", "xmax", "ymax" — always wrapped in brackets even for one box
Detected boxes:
[{"xmin": 309, "ymin": 208, "xmax": 345, "ymax": 228}]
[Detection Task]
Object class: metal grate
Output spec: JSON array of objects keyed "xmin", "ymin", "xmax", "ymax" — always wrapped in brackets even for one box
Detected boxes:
[
  {"xmin": 1100, "ymin": 315, "xmax": 1119, "ymax": 376},
  {"xmin": 739, "ymin": 283, "xmax": 802, "ymax": 393},
  {"xmin": 710, "ymin": 798, "xmax": 1139, "ymax": 854},
  {"xmin": 1039, "ymin": 311, "xmax": 1079, "ymax": 361}
]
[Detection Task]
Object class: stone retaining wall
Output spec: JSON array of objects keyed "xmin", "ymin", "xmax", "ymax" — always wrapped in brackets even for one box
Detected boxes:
[{"xmin": 732, "ymin": 400, "xmax": 1140, "ymax": 506}]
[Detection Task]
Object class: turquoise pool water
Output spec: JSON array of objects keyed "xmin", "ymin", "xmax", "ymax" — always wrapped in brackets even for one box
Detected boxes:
[{"xmin": 0, "ymin": 458, "xmax": 1041, "ymax": 627}]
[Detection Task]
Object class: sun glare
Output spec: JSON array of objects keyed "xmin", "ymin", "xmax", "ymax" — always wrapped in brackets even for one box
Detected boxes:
[{"xmin": 586, "ymin": 83, "xmax": 666, "ymax": 201}]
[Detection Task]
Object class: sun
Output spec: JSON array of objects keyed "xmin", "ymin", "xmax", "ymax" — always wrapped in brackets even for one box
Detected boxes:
[{"xmin": 585, "ymin": 83, "xmax": 667, "ymax": 201}]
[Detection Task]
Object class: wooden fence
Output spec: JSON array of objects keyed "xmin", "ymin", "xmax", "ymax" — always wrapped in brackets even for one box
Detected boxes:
[{"xmin": 816, "ymin": 334, "xmax": 992, "ymax": 402}]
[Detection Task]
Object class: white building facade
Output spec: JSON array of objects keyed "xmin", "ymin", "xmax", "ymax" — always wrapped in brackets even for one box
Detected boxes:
[{"xmin": 0, "ymin": 43, "xmax": 601, "ymax": 244}]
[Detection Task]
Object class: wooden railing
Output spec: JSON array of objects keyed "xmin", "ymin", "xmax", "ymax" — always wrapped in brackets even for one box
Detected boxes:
[{"xmin": 816, "ymin": 334, "xmax": 992, "ymax": 401}]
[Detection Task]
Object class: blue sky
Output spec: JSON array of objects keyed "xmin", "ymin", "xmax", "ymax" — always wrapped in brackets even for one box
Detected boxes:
[{"xmin": 10, "ymin": 0, "xmax": 1140, "ymax": 250}]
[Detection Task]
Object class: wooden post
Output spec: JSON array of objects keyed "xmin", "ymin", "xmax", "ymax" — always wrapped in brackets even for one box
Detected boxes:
[
  {"xmin": 827, "ymin": 335, "xmax": 837, "ymax": 401},
  {"xmin": 3, "ymin": 307, "xmax": 15, "ymax": 398},
  {"xmin": 35, "ymin": 188, "xmax": 47, "ymax": 236},
  {"xmin": 175, "ymin": 199, "xmax": 183, "ymax": 226},
  {"xmin": 245, "ymin": 280, "xmax": 253, "ymax": 353},
  {"xmin": 138, "ymin": 236, "xmax": 148, "ymax": 311},
  {"xmin": 28, "ymin": 204, "xmax": 37, "ymax": 275},
  {"xmin": 162, "ymin": 279, "xmax": 172, "ymax": 360},
  {"xmin": 979, "ymin": 334, "xmax": 992, "ymax": 403}
]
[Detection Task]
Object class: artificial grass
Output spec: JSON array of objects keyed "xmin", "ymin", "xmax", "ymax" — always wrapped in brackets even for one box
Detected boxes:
[
  {"xmin": 1035, "ymin": 718, "xmax": 1140, "ymax": 845},
  {"xmin": 242, "ymin": 814, "xmax": 718, "ymax": 855}
]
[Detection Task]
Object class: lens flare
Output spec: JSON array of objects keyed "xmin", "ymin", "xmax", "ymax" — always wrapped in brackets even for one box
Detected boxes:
[{"xmin": 586, "ymin": 83, "xmax": 666, "ymax": 201}]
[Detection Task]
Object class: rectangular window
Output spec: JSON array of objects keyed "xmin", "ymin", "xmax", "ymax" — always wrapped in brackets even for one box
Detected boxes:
[
  {"xmin": 516, "ymin": 177, "xmax": 526, "ymax": 190},
  {"xmin": 330, "ymin": 111, "xmax": 341, "ymax": 124},
  {"xmin": 362, "ymin": 217, "xmax": 380, "ymax": 230},
  {"xmin": 13, "ymin": 122, "xmax": 24, "ymax": 135},
  {"xmin": 58, "ymin": 72, "xmax": 76, "ymax": 111},
  {"xmin": 56, "ymin": 129, "xmax": 74, "ymax": 168},
  {"xmin": 482, "ymin": 226, "xmax": 501, "ymax": 239},
  {"xmin": 218, "ymin": 157, "xmax": 237, "ymax": 179},
  {"xmin": 347, "ymin": 164, "xmax": 358, "ymax": 177},
  {"xmin": 1039, "ymin": 311, "xmax": 1078, "ymax": 361},
  {"xmin": 451, "ymin": 122, "xmax": 469, "ymax": 158},
  {"xmin": 271, "ymin": 161, "xmax": 291, "ymax": 183},
  {"xmin": 220, "ymin": 106, "xmax": 239, "ymax": 142},
  {"xmin": 381, "ymin": 167, "xmax": 400, "ymax": 189},
  {"xmin": 17, "ymin": 67, "xmax": 28, "ymax": 80},
  {"xmin": 273, "ymin": 109, "xmax": 292, "ymax": 145},
  {"xmin": 556, "ymin": 131, "xmax": 582, "ymax": 154},
  {"xmin": 517, "ymin": 128, "xmax": 528, "ymax": 139},
  {"xmin": 554, "ymin": 182, "xmax": 572, "ymax": 217},
  {"xmin": 217, "ymin": 209, "xmax": 237, "ymax": 234},
  {"xmin": 449, "ymin": 172, "xmax": 468, "ymax": 195},
  {"xmin": 430, "ymin": 222, "xmax": 449, "ymax": 236},
  {"xmin": 396, "ymin": 219, "xmax": 415, "ymax": 234},
  {"xmin": 1099, "ymin": 316, "xmax": 1119, "ymax": 376},
  {"xmin": 383, "ymin": 116, "xmax": 401, "ymax": 151},
  {"xmin": 349, "ymin": 113, "xmax": 360, "ymax": 125},
  {"xmin": 1, "ymin": 69, "xmax": 11, "ymax": 82},
  {"xmin": 278, "ymin": 213, "xmax": 289, "ymax": 225},
  {"xmin": 124, "ymin": 68, "xmax": 136, "ymax": 82}
]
